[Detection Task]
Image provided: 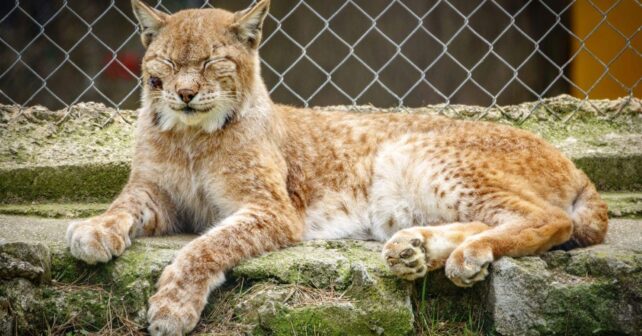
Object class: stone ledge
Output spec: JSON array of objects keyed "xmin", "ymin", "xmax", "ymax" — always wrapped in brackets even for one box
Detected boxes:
[
  {"xmin": 0, "ymin": 219, "xmax": 414, "ymax": 335},
  {"xmin": 0, "ymin": 215, "xmax": 640, "ymax": 335},
  {"xmin": 468, "ymin": 245, "xmax": 640, "ymax": 335},
  {"xmin": 1, "ymin": 95, "xmax": 641, "ymax": 203}
]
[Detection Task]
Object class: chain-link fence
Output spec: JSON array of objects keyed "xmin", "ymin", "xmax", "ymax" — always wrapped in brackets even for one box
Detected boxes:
[{"xmin": 0, "ymin": 0, "xmax": 640, "ymax": 120}]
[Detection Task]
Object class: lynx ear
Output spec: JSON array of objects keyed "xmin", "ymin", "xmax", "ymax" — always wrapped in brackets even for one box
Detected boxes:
[
  {"xmin": 131, "ymin": 0, "xmax": 168, "ymax": 48},
  {"xmin": 232, "ymin": 0, "xmax": 270, "ymax": 48}
]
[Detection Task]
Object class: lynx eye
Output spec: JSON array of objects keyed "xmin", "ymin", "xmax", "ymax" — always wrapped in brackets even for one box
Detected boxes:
[
  {"xmin": 146, "ymin": 59, "xmax": 173, "ymax": 77},
  {"xmin": 148, "ymin": 76, "xmax": 163, "ymax": 89},
  {"xmin": 204, "ymin": 57, "xmax": 226, "ymax": 70},
  {"xmin": 161, "ymin": 58, "xmax": 175, "ymax": 69}
]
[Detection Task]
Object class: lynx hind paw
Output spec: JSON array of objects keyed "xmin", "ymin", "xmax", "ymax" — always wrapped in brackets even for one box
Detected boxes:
[
  {"xmin": 66, "ymin": 215, "xmax": 132, "ymax": 265},
  {"xmin": 445, "ymin": 244, "xmax": 493, "ymax": 288},
  {"xmin": 382, "ymin": 229, "xmax": 429, "ymax": 281}
]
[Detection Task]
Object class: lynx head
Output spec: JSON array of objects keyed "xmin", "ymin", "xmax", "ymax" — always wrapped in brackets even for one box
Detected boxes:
[{"xmin": 131, "ymin": 0, "xmax": 270, "ymax": 132}]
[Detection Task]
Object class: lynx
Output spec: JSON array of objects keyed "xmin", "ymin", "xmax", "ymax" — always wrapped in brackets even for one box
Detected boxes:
[{"xmin": 65, "ymin": 0, "xmax": 608, "ymax": 334}]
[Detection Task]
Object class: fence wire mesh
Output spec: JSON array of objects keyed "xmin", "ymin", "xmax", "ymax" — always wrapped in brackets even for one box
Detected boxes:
[{"xmin": 0, "ymin": 0, "xmax": 640, "ymax": 121}]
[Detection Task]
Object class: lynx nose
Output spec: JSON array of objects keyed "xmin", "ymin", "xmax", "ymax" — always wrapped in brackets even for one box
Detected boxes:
[{"xmin": 177, "ymin": 89, "xmax": 196, "ymax": 104}]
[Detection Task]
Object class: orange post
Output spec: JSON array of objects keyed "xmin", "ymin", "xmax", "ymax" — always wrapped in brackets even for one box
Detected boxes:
[{"xmin": 570, "ymin": 0, "xmax": 641, "ymax": 99}]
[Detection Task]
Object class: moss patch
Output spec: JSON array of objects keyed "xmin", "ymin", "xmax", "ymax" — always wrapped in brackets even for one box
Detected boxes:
[
  {"xmin": 603, "ymin": 193, "xmax": 642, "ymax": 219},
  {"xmin": 1, "ymin": 278, "xmax": 113, "ymax": 334},
  {"xmin": 234, "ymin": 240, "xmax": 414, "ymax": 335},
  {"xmin": 255, "ymin": 304, "xmax": 412, "ymax": 336},
  {"xmin": 0, "ymin": 203, "xmax": 108, "ymax": 218},
  {"xmin": 574, "ymin": 155, "xmax": 642, "ymax": 192},
  {"xmin": 0, "ymin": 233, "xmax": 196, "ymax": 334},
  {"xmin": 488, "ymin": 247, "xmax": 642, "ymax": 335},
  {"xmin": 0, "ymin": 162, "xmax": 130, "ymax": 203},
  {"xmin": 0, "ymin": 103, "xmax": 135, "ymax": 169},
  {"xmin": 517, "ymin": 117, "xmax": 642, "ymax": 192}
]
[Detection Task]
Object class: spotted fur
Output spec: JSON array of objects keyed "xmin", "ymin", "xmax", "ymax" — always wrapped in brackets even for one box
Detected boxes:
[{"xmin": 65, "ymin": 1, "xmax": 608, "ymax": 334}]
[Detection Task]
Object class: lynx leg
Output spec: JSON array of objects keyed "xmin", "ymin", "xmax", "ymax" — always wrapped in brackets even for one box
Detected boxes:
[
  {"xmin": 147, "ymin": 204, "xmax": 303, "ymax": 336},
  {"xmin": 66, "ymin": 181, "xmax": 175, "ymax": 264},
  {"xmin": 446, "ymin": 206, "xmax": 573, "ymax": 287},
  {"xmin": 382, "ymin": 222, "xmax": 490, "ymax": 280}
]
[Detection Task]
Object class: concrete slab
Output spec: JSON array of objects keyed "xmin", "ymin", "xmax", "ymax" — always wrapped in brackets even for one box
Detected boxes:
[
  {"xmin": 0, "ymin": 214, "xmax": 195, "ymax": 249},
  {"xmin": 1, "ymin": 192, "xmax": 639, "ymax": 220},
  {"xmin": 1, "ymin": 214, "xmax": 639, "ymax": 252},
  {"xmin": 604, "ymin": 217, "xmax": 642, "ymax": 252}
]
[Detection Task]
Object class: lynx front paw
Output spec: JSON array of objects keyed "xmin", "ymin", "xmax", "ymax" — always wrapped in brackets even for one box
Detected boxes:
[
  {"xmin": 382, "ymin": 229, "xmax": 429, "ymax": 280},
  {"xmin": 147, "ymin": 264, "xmax": 224, "ymax": 336},
  {"xmin": 65, "ymin": 213, "xmax": 132, "ymax": 264},
  {"xmin": 445, "ymin": 243, "xmax": 493, "ymax": 287},
  {"xmin": 147, "ymin": 293, "xmax": 199, "ymax": 336}
]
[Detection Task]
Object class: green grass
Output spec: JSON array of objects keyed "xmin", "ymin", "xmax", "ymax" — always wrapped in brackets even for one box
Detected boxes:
[{"xmin": 414, "ymin": 277, "xmax": 491, "ymax": 336}]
